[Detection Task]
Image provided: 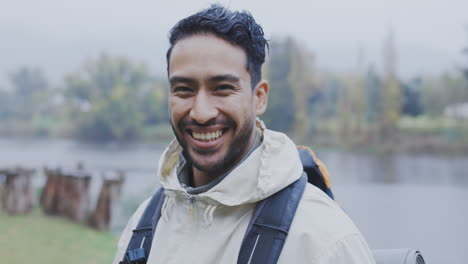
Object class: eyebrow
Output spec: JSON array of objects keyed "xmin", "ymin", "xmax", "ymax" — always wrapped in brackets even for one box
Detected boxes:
[
  {"xmin": 169, "ymin": 74, "xmax": 241, "ymax": 86},
  {"xmin": 208, "ymin": 74, "xmax": 240, "ymax": 84},
  {"xmin": 169, "ymin": 76, "xmax": 197, "ymax": 86}
]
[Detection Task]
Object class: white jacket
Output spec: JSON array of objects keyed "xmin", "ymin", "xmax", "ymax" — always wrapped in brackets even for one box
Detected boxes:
[{"xmin": 113, "ymin": 128, "xmax": 376, "ymax": 264}]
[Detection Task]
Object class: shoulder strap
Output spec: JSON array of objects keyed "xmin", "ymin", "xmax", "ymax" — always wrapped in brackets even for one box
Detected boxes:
[
  {"xmin": 120, "ymin": 187, "xmax": 165, "ymax": 264},
  {"xmin": 237, "ymin": 174, "xmax": 307, "ymax": 264}
]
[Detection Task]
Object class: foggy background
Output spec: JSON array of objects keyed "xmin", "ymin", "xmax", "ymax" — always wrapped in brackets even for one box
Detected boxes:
[
  {"xmin": 1, "ymin": 1, "xmax": 468, "ymax": 263},
  {"xmin": 1, "ymin": 0, "xmax": 467, "ymax": 86}
]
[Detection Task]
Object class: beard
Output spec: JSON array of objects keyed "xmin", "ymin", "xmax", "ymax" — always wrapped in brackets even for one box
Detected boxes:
[{"xmin": 170, "ymin": 115, "xmax": 255, "ymax": 178}]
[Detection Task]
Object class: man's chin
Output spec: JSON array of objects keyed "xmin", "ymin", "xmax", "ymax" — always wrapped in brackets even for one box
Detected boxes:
[
  {"xmin": 192, "ymin": 160, "xmax": 225, "ymax": 175},
  {"xmin": 187, "ymin": 150, "xmax": 224, "ymax": 172}
]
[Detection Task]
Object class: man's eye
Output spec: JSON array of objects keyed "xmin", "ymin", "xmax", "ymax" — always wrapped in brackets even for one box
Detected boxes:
[
  {"xmin": 173, "ymin": 86, "xmax": 193, "ymax": 93},
  {"xmin": 215, "ymin": 85, "xmax": 234, "ymax": 91}
]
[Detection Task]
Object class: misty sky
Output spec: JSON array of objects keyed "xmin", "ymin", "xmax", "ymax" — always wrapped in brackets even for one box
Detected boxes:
[{"xmin": 1, "ymin": 0, "xmax": 467, "ymax": 87}]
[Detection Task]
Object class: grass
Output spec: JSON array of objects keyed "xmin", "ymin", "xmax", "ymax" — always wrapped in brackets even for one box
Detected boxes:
[{"xmin": 0, "ymin": 208, "xmax": 117, "ymax": 264}]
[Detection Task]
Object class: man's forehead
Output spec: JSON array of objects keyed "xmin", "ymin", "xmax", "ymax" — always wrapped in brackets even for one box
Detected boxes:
[
  {"xmin": 170, "ymin": 35, "xmax": 246, "ymax": 64},
  {"xmin": 168, "ymin": 34, "xmax": 250, "ymax": 82}
]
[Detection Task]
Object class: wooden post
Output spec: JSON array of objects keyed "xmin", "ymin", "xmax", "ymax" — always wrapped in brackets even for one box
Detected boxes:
[
  {"xmin": 89, "ymin": 171, "xmax": 125, "ymax": 230},
  {"xmin": 41, "ymin": 168, "xmax": 91, "ymax": 222},
  {"xmin": 0, "ymin": 168, "xmax": 35, "ymax": 214},
  {"xmin": 40, "ymin": 168, "xmax": 61, "ymax": 215},
  {"xmin": 63, "ymin": 170, "xmax": 91, "ymax": 222}
]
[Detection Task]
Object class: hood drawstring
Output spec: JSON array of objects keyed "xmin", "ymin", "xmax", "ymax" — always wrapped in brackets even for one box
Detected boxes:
[
  {"xmin": 162, "ymin": 191, "xmax": 219, "ymax": 226},
  {"xmin": 203, "ymin": 203, "xmax": 218, "ymax": 226}
]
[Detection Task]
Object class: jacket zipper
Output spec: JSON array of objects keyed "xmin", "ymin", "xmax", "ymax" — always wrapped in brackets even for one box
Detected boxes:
[{"xmin": 188, "ymin": 194, "xmax": 196, "ymax": 223}]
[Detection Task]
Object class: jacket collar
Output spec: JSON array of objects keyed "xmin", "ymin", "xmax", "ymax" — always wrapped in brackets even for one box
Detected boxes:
[{"xmin": 157, "ymin": 119, "xmax": 303, "ymax": 206}]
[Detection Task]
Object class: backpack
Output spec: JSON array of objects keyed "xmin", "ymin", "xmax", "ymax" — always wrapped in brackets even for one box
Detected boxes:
[{"xmin": 120, "ymin": 146, "xmax": 334, "ymax": 264}]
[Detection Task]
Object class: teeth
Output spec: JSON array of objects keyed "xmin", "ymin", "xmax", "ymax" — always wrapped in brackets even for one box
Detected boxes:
[{"xmin": 192, "ymin": 130, "xmax": 223, "ymax": 142}]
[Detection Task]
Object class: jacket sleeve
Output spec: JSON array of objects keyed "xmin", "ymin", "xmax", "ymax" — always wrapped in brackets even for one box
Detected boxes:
[
  {"xmin": 112, "ymin": 198, "xmax": 151, "ymax": 264},
  {"xmin": 313, "ymin": 234, "xmax": 376, "ymax": 264}
]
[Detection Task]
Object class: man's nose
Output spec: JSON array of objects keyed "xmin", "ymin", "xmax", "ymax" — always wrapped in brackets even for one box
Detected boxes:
[{"xmin": 189, "ymin": 91, "xmax": 218, "ymax": 124}]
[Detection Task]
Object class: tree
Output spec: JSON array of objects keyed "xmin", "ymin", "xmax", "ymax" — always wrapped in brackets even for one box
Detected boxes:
[
  {"xmin": 139, "ymin": 80, "xmax": 168, "ymax": 125},
  {"xmin": 0, "ymin": 89, "xmax": 12, "ymax": 120},
  {"xmin": 8, "ymin": 67, "xmax": 49, "ymax": 120},
  {"xmin": 462, "ymin": 27, "xmax": 468, "ymax": 100},
  {"xmin": 365, "ymin": 66, "xmax": 382, "ymax": 124},
  {"xmin": 401, "ymin": 78, "xmax": 423, "ymax": 117},
  {"xmin": 380, "ymin": 30, "xmax": 401, "ymax": 140},
  {"xmin": 336, "ymin": 78, "xmax": 351, "ymax": 142},
  {"xmin": 263, "ymin": 37, "xmax": 318, "ymax": 143},
  {"xmin": 288, "ymin": 39, "xmax": 318, "ymax": 142},
  {"xmin": 262, "ymin": 38, "xmax": 296, "ymax": 133},
  {"xmin": 10, "ymin": 67, "xmax": 48, "ymax": 98},
  {"xmin": 63, "ymin": 54, "xmax": 154, "ymax": 141}
]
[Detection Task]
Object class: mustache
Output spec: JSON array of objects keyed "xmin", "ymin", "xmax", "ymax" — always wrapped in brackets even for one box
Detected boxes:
[{"xmin": 179, "ymin": 118, "xmax": 235, "ymax": 128}]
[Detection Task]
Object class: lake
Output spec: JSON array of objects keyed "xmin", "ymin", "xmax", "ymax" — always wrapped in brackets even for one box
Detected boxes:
[{"xmin": 1, "ymin": 137, "xmax": 467, "ymax": 263}]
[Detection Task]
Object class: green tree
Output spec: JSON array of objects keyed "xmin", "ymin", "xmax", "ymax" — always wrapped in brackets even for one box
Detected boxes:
[
  {"xmin": 139, "ymin": 80, "xmax": 168, "ymax": 125},
  {"xmin": 401, "ymin": 78, "xmax": 423, "ymax": 117},
  {"xmin": 420, "ymin": 73, "xmax": 465, "ymax": 117},
  {"xmin": 380, "ymin": 30, "xmax": 401, "ymax": 140},
  {"xmin": 0, "ymin": 89, "xmax": 12, "ymax": 120},
  {"xmin": 263, "ymin": 38, "xmax": 295, "ymax": 133},
  {"xmin": 8, "ymin": 67, "xmax": 49, "ymax": 120},
  {"xmin": 462, "ymin": 27, "xmax": 468, "ymax": 100},
  {"xmin": 288, "ymin": 39, "xmax": 318, "ymax": 142},
  {"xmin": 365, "ymin": 66, "xmax": 382, "ymax": 124},
  {"xmin": 64, "ymin": 54, "xmax": 155, "ymax": 141},
  {"xmin": 263, "ymin": 37, "xmax": 318, "ymax": 142}
]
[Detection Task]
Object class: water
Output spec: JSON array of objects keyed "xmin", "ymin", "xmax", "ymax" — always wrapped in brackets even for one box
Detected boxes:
[{"xmin": 1, "ymin": 138, "xmax": 467, "ymax": 263}]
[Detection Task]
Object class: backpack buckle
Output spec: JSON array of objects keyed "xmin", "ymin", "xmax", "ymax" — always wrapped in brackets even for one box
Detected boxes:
[{"xmin": 120, "ymin": 248, "xmax": 147, "ymax": 264}]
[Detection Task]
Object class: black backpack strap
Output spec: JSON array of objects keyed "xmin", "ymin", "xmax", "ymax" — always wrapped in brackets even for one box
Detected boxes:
[
  {"xmin": 120, "ymin": 187, "xmax": 165, "ymax": 264},
  {"xmin": 237, "ymin": 174, "xmax": 307, "ymax": 264}
]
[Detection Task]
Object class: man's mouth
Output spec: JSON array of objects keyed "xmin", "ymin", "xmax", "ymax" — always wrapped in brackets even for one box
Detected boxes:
[{"xmin": 191, "ymin": 129, "xmax": 224, "ymax": 142}]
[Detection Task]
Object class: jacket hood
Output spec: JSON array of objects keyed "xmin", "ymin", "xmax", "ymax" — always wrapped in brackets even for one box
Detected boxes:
[{"xmin": 157, "ymin": 119, "xmax": 303, "ymax": 207}]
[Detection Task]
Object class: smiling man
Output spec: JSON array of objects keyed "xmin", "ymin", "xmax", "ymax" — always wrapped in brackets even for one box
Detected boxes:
[
  {"xmin": 114, "ymin": 4, "xmax": 375, "ymax": 264},
  {"xmin": 168, "ymin": 33, "xmax": 267, "ymax": 188}
]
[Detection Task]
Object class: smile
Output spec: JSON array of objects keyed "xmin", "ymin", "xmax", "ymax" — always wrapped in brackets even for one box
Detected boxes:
[{"xmin": 192, "ymin": 130, "xmax": 223, "ymax": 142}]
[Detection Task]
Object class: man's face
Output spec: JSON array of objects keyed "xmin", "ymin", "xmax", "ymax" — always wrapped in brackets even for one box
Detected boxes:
[{"xmin": 168, "ymin": 34, "xmax": 266, "ymax": 177}]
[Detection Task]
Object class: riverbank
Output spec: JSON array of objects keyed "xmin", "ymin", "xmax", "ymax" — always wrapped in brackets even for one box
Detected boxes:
[
  {"xmin": 2, "ymin": 116, "xmax": 468, "ymax": 155},
  {"xmin": 0, "ymin": 208, "xmax": 117, "ymax": 264},
  {"xmin": 307, "ymin": 116, "xmax": 468, "ymax": 155}
]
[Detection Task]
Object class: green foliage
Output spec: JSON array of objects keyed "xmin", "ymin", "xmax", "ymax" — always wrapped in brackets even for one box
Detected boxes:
[
  {"xmin": 64, "ymin": 54, "xmax": 168, "ymax": 141},
  {"xmin": 76, "ymin": 84, "xmax": 144, "ymax": 140},
  {"xmin": 264, "ymin": 37, "xmax": 320, "ymax": 141},
  {"xmin": 420, "ymin": 73, "xmax": 467, "ymax": 117},
  {"xmin": 401, "ymin": 79, "xmax": 423, "ymax": 117},
  {"xmin": 0, "ymin": 90, "xmax": 13, "ymax": 120},
  {"xmin": 462, "ymin": 29, "xmax": 468, "ymax": 83},
  {"xmin": 7, "ymin": 67, "xmax": 49, "ymax": 121},
  {"xmin": 262, "ymin": 38, "xmax": 296, "ymax": 133},
  {"xmin": 288, "ymin": 38, "xmax": 318, "ymax": 142},
  {"xmin": 140, "ymin": 83, "xmax": 168, "ymax": 125},
  {"xmin": 365, "ymin": 66, "xmax": 382, "ymax": 123},
  {"xmin": 398, "ymin": 115, "xmax": 459, "ymax": 135},
  {"xmin": 9, "ymin": 67, "xmax": 48, "ymax": 98}
]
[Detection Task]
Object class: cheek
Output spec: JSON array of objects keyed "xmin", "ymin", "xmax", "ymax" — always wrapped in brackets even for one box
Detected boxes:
[
  {"xmin": 222, "ymin": 98, "xmax": 254, "ymax": 123},
  {"xmin": 169, "ymin": 98, "xmax": 190, "ymax": 120}
]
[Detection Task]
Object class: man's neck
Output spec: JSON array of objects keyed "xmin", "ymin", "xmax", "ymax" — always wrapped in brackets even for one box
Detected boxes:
[{"xmin": 192, "ymin": 167, "xmax": 214, "ymax": 187}]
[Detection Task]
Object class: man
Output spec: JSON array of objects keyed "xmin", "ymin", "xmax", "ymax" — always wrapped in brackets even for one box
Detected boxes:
[{"xmin": 114, "ymin": 4, "xmax": 375, "ymax": 264}]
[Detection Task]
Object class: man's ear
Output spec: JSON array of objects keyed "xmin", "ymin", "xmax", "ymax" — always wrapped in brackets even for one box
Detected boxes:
[{"xmin": 253, "ymin": 80, "xmax": 269, "ymax": 115}]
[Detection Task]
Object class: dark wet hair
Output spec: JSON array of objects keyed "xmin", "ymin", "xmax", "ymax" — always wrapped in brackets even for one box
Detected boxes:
[{"xmin": 166, "ymin": 4, "xmax": 268, "ymax": 87}]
